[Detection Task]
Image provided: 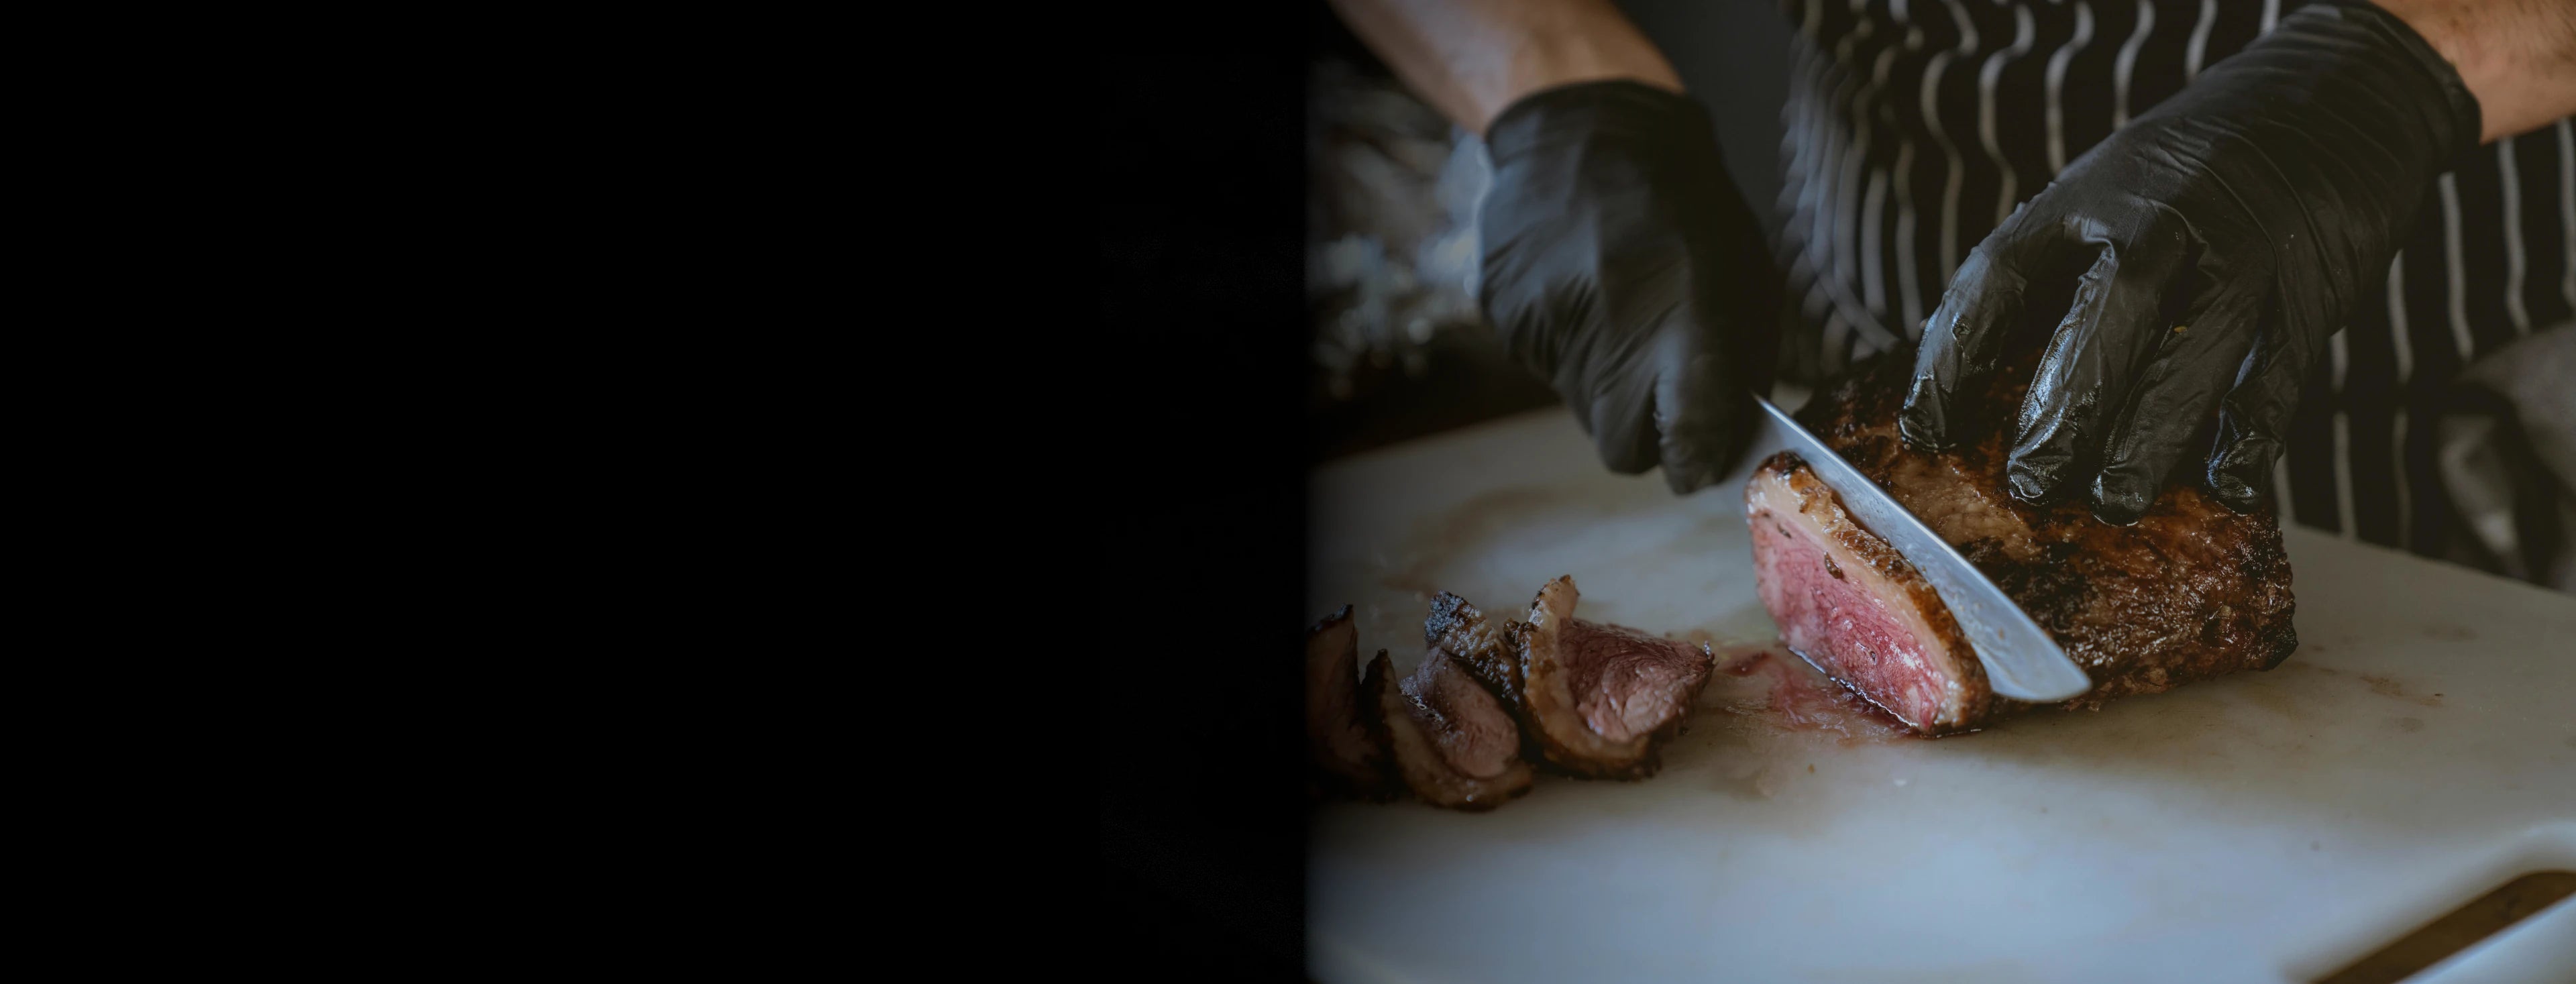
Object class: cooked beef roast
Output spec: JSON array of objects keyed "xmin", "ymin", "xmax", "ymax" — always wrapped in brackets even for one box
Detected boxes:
[
  {"xmin": 1369, "ymin": 645, "xmax": 1535, "ymax": 810},
  {"xmin": 1511, "ymin": 577, "xmax": 1717, "ymax": 777},
  {"xmin": 1305, "ymin": 606, "xmax": 1395, "ymax": 799},
  {"xmin": 1746, "ymin": 344, "xmax": 2298, "ymax": 736}
]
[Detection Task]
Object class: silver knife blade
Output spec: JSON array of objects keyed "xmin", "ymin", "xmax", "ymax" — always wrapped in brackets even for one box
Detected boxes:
[{"xmin": 1742, "ymin": 395, "xmax": 2093, "ymax": 702}]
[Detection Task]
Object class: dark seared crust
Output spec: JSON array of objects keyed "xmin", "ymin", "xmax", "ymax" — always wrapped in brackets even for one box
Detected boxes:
[
  {"xmin": 1306, "ymin": 607, "xmax": 1397, "ymax": 802},
  {"xmin": 1750, "ymin": 453, "xmax": 1994, "ymax": 733},
  {"xmin": 1427, "ymin": 594, "xmax": 1509, "ymax": 691},
  {"xmin": 1787, "ymin": 343, "xmax": 2299, "ymax": 725},
  {"xmin": 1428, "ymin": 592, "xmax": 1517, "ymax": 698},
  {"xmin": 1513, "ymin": 577, "xmax": 1717, "ymax": 779},
  {"xmin": 1369, "ymin": 649, "xmax": 1536, "ymax": 811},
  {"xmin": 1425, "ymin": 592, "xmax": 1550, "ymax": 763}
]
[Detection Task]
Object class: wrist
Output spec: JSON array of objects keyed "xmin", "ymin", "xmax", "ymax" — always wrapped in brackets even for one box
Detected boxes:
[
  {"xmin": 1484, "ymin": 80, "xmax": 1719, "ymax": 168},
  {"xmin": 2369, "ymin": 0, "xmax": 2576, "ymax": 142},
  {"xmin": 2249, "ymin": 1, "xmax": 2483, "ymax": 158},
  {"xmin": 1485, "ymin": 32, "xmax": 1683, "ymax": 131}
]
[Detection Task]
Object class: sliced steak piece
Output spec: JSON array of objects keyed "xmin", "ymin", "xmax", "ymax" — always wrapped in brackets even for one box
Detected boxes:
[
  {"xmin": 1425, "ymin": 591, "xmax": 1547, "ymax": 762},
  {"xmin": 1305, "ymin": 606, "xmax": 1393, "ymax": 800},
  {"xmin": 1746, "ymin": 343, "xmax": 2299, "ymax": 736},
  {"xmin": 1369, "ymin": 645, "xmax": 1534, "ymax": 810},
  {"xmin": 1512, "ymin": 576, "xmax": 1716, "ymax": 779},
  {"xmin": 1427, "ymin": 592, "xmax": 1521, "ymax": 708},
  {"xmin": 1748, "ymin": 455, "xmax": 1993, "ymax": 732}
]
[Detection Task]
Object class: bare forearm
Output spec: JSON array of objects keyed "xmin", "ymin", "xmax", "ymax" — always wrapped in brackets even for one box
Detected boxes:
[
  {"xmin": 1323, "ymin": 0, "xmax": 1684, "ymax": 133},
  {"xmin": 2375, "ymin": 0, "xmax": 2576, "ymax": 140}
]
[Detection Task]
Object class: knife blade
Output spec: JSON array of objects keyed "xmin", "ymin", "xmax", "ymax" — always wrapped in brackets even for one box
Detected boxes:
[{"xmin": 1741, "ymin": 395, "xmax": 2094, "ymax": 702}]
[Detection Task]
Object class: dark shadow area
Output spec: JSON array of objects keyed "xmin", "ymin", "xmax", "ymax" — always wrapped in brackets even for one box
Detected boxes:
[{"xmin": 1097, "ymin": 6, "xmax": 1313, "ymax": 981}]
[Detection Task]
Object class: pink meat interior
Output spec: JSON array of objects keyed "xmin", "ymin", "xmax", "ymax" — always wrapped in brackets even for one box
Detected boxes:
[
  {"xmin": 1561, "ymin": 620, "xmax": 1707, "ymax": 743},
  {"xmin": 1401, "ymin": 649, "xmax": 1521, "ymax": 779},
  {"xmin": 1748, "ymin": 478, "xmax": 1958, "ymax": 731}
]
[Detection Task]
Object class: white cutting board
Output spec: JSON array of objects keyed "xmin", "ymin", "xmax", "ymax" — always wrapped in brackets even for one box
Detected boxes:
[{"xmin": 1307, "ymin": 408, "xmax": 2576, "ymax": 984}]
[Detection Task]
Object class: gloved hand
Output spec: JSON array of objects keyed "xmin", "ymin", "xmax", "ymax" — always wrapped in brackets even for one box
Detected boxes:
[
  {"xmin": 1896, "ymin": 0, "xmax": 2480, "ymax": 523},
  {"xmin": 1479, "ymin": 80, "xmax": 1782, "ymax": 494}
]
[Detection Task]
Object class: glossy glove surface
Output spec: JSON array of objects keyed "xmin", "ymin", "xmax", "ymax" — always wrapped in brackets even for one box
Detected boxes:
[
  {"xmin": 1898, "ymin": 0, "xmax": 2480, "ymax": 523},
  {"xmin": 1481, "ymin": 80, "xmax": 1782, "ymax": 494}
]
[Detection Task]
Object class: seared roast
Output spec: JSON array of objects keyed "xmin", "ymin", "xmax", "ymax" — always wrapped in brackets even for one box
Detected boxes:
[{"xmin": 1746, "ymin": 345, "xmax": 2299, "ymax": 735}]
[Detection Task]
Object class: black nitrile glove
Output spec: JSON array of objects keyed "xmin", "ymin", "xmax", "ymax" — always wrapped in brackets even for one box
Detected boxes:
[
  {"xmin": 1480, "ymin": 80, "xmax": 1782, "ymax": 494},
  {"xmin": 1897, "ymin": 0, "xmax": 2481, "ymax": 523}
]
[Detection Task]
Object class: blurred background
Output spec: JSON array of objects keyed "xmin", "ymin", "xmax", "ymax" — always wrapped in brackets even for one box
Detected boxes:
[{"xmin": 1303, "ymin": 2, "xmax": 1795, "ymax": 463}]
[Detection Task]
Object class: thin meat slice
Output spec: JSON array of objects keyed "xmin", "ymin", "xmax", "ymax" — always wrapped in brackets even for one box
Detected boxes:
[
  {"xmin": 1748, "ymin": 454, "xmax": 1992, "ymax": 732},
  {"xmin": 1305, "ymin": 606, "xmax": 1393, "ymax": 800},
  {"xmin": 1428, "ymin": 592, "xmax": 1521, "ymax": 708},
  {"xmin": 1425, "ymin": 591, "xmax": 1545, "ymax": 762},
  {"xmin": 1744, "ymin": 343, "xmax": 2298, "ymax": 736},
  {"xmin": 1513, "ymin": 576, "xmax": 1715, "ymax": 779},
  {"xmin": 1369, "ymin": 645, "xmax": 1534, "ymax": 810}
]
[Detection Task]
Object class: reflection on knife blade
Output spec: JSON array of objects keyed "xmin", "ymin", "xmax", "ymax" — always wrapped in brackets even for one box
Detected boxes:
[{"xmin": 1743, "ymin": 396, "xmax": 2094, "ymax": 706}]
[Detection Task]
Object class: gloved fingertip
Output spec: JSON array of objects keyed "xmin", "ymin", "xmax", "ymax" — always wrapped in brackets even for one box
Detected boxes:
[
  {"xmin": 2006, "ymin": 466, "xmax": 2055, "ymax": 504},
  {"xmin": 2088, "ymin": 476, "xmax": 2151, "ymax": 527},
  {"xmin": 1659, "ymin": 438, "xmax": 1725, "ymax": 496},
  {"xmin": 2212, "ymin": 482, "xmax": 2263, "ymax": 515},
  {"xmin": 1896, "ymin": 411, "xmax": 1941, "ymax": 453},
  {"xmin": 1896, "ymin": 382, "xmax": 1947, "ymax": 452},
  {"xmin": 1591, "ymin": 408, "xmax": 1661, "ymax": 476},
  {"xmin": 2204, "ymin": 466, "xmax": 2261, "ymax": 514},
  {"xmin": 2204, "ymin": 444, "xmax": 2275, "ymax": 514}
]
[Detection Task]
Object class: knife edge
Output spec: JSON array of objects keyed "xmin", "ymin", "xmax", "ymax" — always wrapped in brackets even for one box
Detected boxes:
[{"xmin": 1747, "ymin": 396, "xmax": 2094, "ymax": 702}]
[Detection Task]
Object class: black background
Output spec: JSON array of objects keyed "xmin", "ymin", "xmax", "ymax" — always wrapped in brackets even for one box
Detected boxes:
[{"xmin": 1096, "ymin": 5, "xmax": 1316, "ymax": 980}]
